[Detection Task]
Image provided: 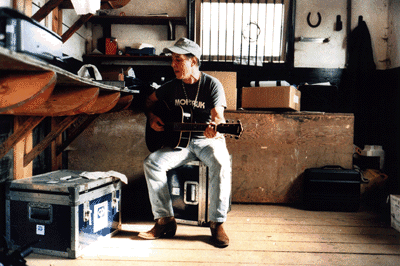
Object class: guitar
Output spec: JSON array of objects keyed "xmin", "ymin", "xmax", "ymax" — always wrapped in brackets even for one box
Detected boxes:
[{"xmin": 145, "ymin": 101, "xmax": 243, "ymax": 152}]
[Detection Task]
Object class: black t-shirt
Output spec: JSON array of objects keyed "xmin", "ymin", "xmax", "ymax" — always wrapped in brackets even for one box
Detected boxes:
[{"xmin": 155, "ymin": 72, "xmax": 227, "ymax": 125}]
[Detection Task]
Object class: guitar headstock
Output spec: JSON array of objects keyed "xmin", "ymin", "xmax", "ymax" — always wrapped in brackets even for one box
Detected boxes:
[{"xmin": 217, "ymin": 120, "xmax": 244, "ymax": 139}]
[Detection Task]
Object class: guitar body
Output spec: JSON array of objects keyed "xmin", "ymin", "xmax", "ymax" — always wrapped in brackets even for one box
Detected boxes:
[
  {"xmin": 146, "ymin": 101, "xmax": 193, "ymax": 152},
  {"xmin": 145, "ymin": 101, "xmax": 243, "ymax": 152}
]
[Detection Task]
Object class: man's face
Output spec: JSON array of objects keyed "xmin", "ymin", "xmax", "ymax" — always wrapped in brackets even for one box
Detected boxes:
[{"xmin": 171, "ymin": 53, "xmax": 196, "ymax": 80}]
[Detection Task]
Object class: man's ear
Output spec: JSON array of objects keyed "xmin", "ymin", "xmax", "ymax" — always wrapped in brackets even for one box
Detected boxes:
[{"xmin": 191, "ymin": 56, "xmax": 198, "ymax": 66}]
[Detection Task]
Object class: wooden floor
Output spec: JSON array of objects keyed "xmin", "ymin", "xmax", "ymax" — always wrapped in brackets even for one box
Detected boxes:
[{"xmin": 26, "ymin": 204, "xmax": 400, "ymax": 266}]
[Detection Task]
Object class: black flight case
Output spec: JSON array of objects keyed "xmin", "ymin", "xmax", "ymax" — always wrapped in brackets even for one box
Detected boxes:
[{"xmin": 303, "ymin": 165, "xmax": 361, "ymax": 212}]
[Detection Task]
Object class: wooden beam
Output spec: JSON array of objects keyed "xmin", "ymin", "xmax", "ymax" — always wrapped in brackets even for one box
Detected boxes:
[
  {"xmin": 56, "ymin": 114, "xmax": 99, "ymax": 156},
  {"xmin": 13, "ymin": 0, "xmax": 32, "ymax": 16},
  {"xmin": 31, "ymin": 0, "xmax": 64, "ymax": 22},
  {"xmin": 13, "ymin": 116, "xmax": 34, "ymax": 179},
  {"xmin": 52, "ymin": 6, "xmax": 63, "ymax": 36},
  {"xmin": 24, "ymin": 115, "xmax": 79, "ymax": 167},
  {"xmin": 51, "ymin": 117, "xmax": 63, "ymax": 171},
  {"xmin": 62, "ymin": 13, "xmax": 93, "ymax": 43},
  {"xmin": 0, "ymin": 116, "xmax": 45, "ymax": 160}
]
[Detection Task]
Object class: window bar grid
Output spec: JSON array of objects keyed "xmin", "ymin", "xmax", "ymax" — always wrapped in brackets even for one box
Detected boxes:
[
  {"xmin": 240, "ymin": 0, "xmax": 244, "ymax": 65},
  {"xmin": 201, "ymin": 0, "xmax": 287, "ymax": 64},
  {"xmin": 255, "ymin": 0, "xmax": 260, "ymax": 66},
  {"xmin": 217, "ymin": 0, "xmax": 220, "ymax": 62},
  {"xmin": 225, "ymin": 0, "xmax": 229, "ymax": 62},
  {"xmin": 263, "ymin": 0, "xmax": 268, "ymax": 62},
  {"xmin": 209, "ymin": 0, "xmax": 212, "ymax": 61},
  {"xmin": 270, "ymin": 0, "xmax": 277, "ymax": 63},
  {"xmin": 232, "ymin": 0, "xmax": 236, "ymax": 61},
  {"xmin": 278, "ymin": 0, "xmax": 285, "ymax": 63},
  {"xmin": 248, "ymin": 0, "xmax": 253, "ymax": 66}
]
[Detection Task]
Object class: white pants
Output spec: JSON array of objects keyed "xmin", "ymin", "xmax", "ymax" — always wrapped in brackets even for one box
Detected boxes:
[{"xmin": 143, "ymin": 137, "xmax": 231, "ymax": 222}]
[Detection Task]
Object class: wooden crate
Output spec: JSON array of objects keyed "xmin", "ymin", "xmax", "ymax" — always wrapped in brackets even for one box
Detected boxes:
[{"xmin": 225, "ymin": 111, "xmax": 354, "ymax": 203}]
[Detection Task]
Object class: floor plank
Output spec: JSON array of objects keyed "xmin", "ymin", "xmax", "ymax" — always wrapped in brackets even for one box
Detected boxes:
[{"xmin": 25, "ymin": 204, "xmax": 400, "ymax": 266}]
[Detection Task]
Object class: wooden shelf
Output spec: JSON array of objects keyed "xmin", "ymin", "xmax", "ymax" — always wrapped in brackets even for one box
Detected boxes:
[
  {"xmin": 0, "ymin": 47, "xmax": 131, "ymax": 92},
  {"xmin": 83, "ymin": 54, "xmax": 171, "ymax": 64},
  {"xmin": 0, "ymin": 46, "xmax": 135, "ymax": 116},
  {"xmin": 89, "ymin": 15, "xmax": 187, "ymax": 40},
  {"xmin": 89, "ymin": 15, "xmax": 186, "ymax": 26}
]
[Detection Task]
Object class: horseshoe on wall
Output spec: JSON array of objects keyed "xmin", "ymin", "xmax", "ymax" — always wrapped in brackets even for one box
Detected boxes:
[{"xmin": 307, "ymin": 12, "xmax": 322, "ymax": 28}]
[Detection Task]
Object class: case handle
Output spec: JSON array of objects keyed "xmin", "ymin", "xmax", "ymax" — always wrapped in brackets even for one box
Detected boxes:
[
  {"xmin": 28, "ymin": 203, "xmax": 53, "ymax": 224},
  {"xmin": 184, "ymin": 181, "xmax": 199, "ymax": 205},
  {"xmin": 321, "ymin": 165, "xmax": 346, "ymax": 170}
]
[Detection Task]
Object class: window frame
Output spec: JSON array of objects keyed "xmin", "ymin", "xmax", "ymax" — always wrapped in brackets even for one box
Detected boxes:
[{"xmin": 192, "ymin": 0, "xmax": 296, "ymax": 68}]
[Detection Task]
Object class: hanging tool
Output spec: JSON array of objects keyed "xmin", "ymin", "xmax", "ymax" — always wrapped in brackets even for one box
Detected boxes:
[{"xmin": 335, "ymin": 15, "xmax": 343, "ymax": 31}]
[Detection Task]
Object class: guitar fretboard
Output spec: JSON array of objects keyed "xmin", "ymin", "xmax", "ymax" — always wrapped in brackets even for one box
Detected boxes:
[{"xmin": 173, "ymin": 123, "xmax": 208, "ymax": 132}]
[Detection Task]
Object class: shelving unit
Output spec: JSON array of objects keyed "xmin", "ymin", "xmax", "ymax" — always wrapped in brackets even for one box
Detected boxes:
[
  {"xmin": 89, "ymin": 15, "xmax": 187, "ymax": 40},
  {"xmin": 83, "ymin": 54, "xmax": 172, "ymax": 65},
  {"xmin": 0, "ymin": 46, "xmax": 134, "ymax": 179}
]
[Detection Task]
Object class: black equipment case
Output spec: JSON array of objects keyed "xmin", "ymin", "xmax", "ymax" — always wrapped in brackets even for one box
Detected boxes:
[
  {"xmin": 167, "ymin": 159, "xmax": 231, "ymax": 226},
  {"xmin": 5, "ymin": 170, "xmax": 122, "ymax": 258},
  {"xmin": 167, "ymin": 160, "xmax": 209, "ymax": 226},
  {"xmin": 303, "ymin": 165, "xmax": 361, "ymax": 212}
]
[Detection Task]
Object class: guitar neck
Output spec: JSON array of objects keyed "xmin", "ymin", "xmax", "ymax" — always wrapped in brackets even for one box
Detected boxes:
[{"xmin": 173, "ymin": 122, "xmax": 209, "ymax": 132}]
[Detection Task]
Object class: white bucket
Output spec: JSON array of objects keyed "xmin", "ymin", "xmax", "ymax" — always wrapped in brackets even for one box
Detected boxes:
[{"xmin": 361, "ymin": 145, "xmax": 385, "ymax": 170}]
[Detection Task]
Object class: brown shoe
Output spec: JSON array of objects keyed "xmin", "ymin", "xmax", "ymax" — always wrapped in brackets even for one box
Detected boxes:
[
  {"xmin": 138, "ymin": 217, "xmax": 177, "ymax": 240},
  {"xmin": 210, "ymin": 221, "xmax": 229, "ymax": 248}
]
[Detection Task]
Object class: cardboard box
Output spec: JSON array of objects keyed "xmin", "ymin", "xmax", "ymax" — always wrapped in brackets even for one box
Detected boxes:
[
  {"xmin": 203, "ymin": 71, "xmax": 237, "ymax": 110},
  {"xmin": 241, "ymin": 86, "xmax": 301, "ymax": 111},
  {"xmin": 390, "ymin": 195, "xmax": 400, "ymax": 232}
]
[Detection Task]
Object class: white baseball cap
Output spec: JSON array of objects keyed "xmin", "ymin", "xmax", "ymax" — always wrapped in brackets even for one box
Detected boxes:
[{"xmin": 163, "ymin": 37, "xmax": 202, "ymax": 60}]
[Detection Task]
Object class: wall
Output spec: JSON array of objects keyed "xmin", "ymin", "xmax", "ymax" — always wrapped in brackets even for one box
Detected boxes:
[
  {"xmin": 294, "ymin": 1, "xmax": 347, "ymax": 68},
  {"xmin": 61, "ymin": 8, "xmax": 90, "ymax": 61},
  {"xmin": 90, "ymin": 0, "xmax": 187, "ymax": 56},
  {"xmin": 389, "ymin": 0, "xmax": 400, "ymax": 68},
  {"xmin": 295, "ymin": 0, "xmax": 389, "ymax": 70}
]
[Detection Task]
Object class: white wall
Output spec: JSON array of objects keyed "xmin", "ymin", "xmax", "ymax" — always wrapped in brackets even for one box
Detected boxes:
[
  {"xmin": 0, "ymin": 0, "xmax": 12, "ymax": 8},
  {"xmin": 61, "ymin": 8, "xmax": 90, "ymax": 60},
  {"xmin": 294, "ymin": 1, "xmax": 347, "ymax": 69},
  {"xmin": 388, "ymin": 0, "xmax": 400, "ymax": 68},
  {"xmin": 91, "ymin": 0, "xmax": 187, "ymax": 56},
  {"xmin": 294, "ymin": 0, "xmax": 389, "ymax": 70}
]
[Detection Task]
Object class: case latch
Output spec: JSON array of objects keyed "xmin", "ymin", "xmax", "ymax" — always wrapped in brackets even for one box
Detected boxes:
[
  {"xmin": 83, "ymin": 201, "xmax": 92, "ymax": 225},
  {"xmin": 112, "ymin": 190, "xmax": 120, "ymax": 213}
]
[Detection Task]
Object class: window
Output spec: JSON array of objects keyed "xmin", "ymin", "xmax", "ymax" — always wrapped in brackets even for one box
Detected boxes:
[{"xmin": 199, "ymin": 0, "xmax": 292, "ymax": 66}]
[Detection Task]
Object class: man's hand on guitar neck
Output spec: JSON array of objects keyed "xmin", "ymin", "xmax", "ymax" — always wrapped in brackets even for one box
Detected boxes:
[
  {"xmin": 204, "ymin": 107, "xmax": 225, "ymax": 139},
  {"xmin": 205, "ymin": 122, "xmax": 224, "ymax": 139}
]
